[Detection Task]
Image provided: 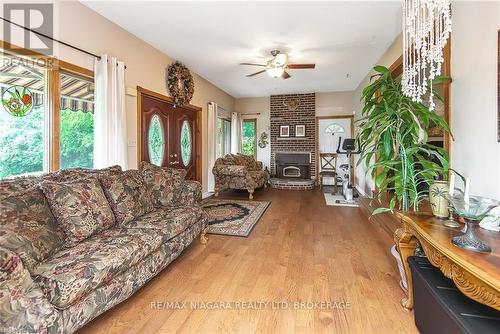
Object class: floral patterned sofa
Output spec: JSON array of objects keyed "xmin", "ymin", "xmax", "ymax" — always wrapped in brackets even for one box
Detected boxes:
[
  {"xmin": 0, "ymin": 162, "xmax": 208, "ymax": 334},
  {"xmin": 212, "ymin": 154, "xmax": 269, "ymax": 200}
]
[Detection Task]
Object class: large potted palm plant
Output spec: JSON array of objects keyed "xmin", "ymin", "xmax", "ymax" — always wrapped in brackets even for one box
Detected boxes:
[{"xmin": 357, "ymin": 66, "xmax": 451, "ymax": 214}]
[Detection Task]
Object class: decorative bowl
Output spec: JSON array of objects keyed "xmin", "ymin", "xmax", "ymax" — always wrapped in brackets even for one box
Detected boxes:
[{"xmin": 445, "ymin": 194, "xmax": 500, "ymax": 253}]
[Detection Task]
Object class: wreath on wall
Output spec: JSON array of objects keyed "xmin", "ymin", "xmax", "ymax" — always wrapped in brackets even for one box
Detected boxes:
[{"xmin": 166, "ymin": 61, "xmax": 194, "ymax": 106}]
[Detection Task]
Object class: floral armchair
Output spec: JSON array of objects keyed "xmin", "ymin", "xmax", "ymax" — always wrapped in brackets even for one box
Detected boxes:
[{"xmin": 212, "ymin": 154, "xmax": 269, "ymax": 200}]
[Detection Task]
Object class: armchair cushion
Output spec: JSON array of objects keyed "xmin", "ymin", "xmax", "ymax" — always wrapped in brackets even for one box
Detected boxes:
[
  {"xmin": 237, "ymin": 153, "xmax": 261, "ymax": 171},
  {"xmin": 213, "ymin": 164, "xmax": 247, "ymax": 177},
  {"xmin": 100, "ymin": 170, "xmax": 154, "ymax": 225},
  {"xmin": 40, "ymin": 177, "xmax": 116, "ymax": 247}
]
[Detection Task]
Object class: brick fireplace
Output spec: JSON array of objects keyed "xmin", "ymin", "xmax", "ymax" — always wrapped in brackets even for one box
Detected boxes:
[{"xmin": 270, "ymin": 93, "xmax": 316, "ymax": 179}]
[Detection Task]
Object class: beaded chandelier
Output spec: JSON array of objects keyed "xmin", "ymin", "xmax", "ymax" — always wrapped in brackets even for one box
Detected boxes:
[{"xmin": 402, "ymin": 0, "xmax": 452, "ymax": 111}]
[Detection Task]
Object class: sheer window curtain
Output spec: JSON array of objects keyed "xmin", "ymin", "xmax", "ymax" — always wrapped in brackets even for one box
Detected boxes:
[
  {"xmin": 230, "ymin": 111, "xmax": 241, "ymax": 154},
  {"xmin": 94, "ymin": 55, "xmax": 128, "ymax": 169},
  {"xmin": 207, "ymin": 102, "xmax": 218, "ymax": 192}
]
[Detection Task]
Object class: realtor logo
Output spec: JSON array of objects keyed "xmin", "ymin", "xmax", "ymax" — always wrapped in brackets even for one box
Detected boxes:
[{"xmin": 3, "ymin": 3, "xmax": 53, "ymax": 55}]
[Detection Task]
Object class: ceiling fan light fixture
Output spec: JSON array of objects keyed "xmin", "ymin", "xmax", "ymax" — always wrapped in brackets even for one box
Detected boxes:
[
  {"xmin": 274, "ymin": 53, "xmax": 288, "ymax": 66},
  {"xmin": 266, "ymin": 66, "xmax": 285, "ymax": 78}
]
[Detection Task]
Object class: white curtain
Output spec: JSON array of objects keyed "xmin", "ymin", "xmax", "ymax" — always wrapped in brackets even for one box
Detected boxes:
[
  {"xmin": 230, "ymin": 111, "xmax": 241, "ymax": 154},
  {"xmin": 207, "ymin": 102, "xmax": 218, "ymax": 192},
  {"xmin": 94, "ymin": 55, "xmax": 128, "ymax": 169}
]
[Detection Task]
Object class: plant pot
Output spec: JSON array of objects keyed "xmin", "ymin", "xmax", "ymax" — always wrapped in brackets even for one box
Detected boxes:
[{"xmin": 429, "ymin": 181, "xmax": 449, "ymax": 218}]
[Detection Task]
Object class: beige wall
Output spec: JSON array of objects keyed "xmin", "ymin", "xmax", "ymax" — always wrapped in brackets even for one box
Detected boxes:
[
  {"xmin": 352, "ymin": 34, "xmax": 403, "ymax": 196},
  {"xmin": 316, "ymin": 91, "xmax": 355, "ymax": 117},
  {"xmin": 450, "ymin": 1, "xmax": 500, "ymax": 199},
  {"xmin": 49, "ymin": 2, "xmax": 235, "ymax": 192}
]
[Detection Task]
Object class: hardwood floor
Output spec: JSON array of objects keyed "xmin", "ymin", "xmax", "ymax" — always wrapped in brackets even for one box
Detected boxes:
[{"xmin": 79, "ymin": 188, "xmax": 417, "ymax": 334}]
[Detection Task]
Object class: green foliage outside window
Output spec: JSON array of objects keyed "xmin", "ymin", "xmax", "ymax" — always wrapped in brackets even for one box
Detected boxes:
[
  {"xmin": 241, "ymin": 120, "xmax": 256, "ymax": 156},
  {"xmin": 0, "ymin": 106, "xmax": 94, "ymax": 178}
]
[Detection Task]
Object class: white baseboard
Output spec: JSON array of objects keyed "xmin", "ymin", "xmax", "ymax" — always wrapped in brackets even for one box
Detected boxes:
[{"xmin": 202, "ymin": 192, "xmax": 214, "ymax": 199}]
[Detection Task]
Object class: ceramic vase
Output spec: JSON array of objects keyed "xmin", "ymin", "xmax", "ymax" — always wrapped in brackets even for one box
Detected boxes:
[{"xmin": 429, "ymin": 181, "xmax": 449, "ymax": 218}]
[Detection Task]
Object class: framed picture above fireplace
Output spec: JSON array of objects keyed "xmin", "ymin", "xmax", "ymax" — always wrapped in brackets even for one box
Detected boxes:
[
  {"xmin": 280, "ymin": 125, "xmax": 290, "ymax": 137},
  {"xmin": 295, "ymin": 124, "xmax": 306, "ymax": 137}
]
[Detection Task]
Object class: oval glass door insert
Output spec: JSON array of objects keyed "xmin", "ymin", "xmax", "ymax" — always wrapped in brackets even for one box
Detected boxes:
[
  {"xmin": 148, "ymin": 114, "xmax": 165, "ymax": 166},
  {"xmin": 180, "ymin": 120, "xmax": 192, "ymax": 166}
]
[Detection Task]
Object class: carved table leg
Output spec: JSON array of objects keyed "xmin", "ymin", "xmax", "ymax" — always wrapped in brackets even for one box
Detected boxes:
[
  {"xmin": 394, "ymin": 225, "xmax": 418, "ymax": 311},
  {"xmin": 200, "ymin": 227, "xmax": 209, "ymax": 244},
  {"xmin": 248, "ymin": 189, "xmax": 254, "ymax": 200}
]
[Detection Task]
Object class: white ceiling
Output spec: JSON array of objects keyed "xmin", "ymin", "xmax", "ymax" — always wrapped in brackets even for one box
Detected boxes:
[{"xmin": 83, "ymin": 1, "xmax": 402, "ymax": 98}]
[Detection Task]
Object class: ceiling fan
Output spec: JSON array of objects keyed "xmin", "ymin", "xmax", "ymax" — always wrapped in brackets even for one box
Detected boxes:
[{"xmin": 240, "ymin": 50, "xmax": 315, "ymax": 79}]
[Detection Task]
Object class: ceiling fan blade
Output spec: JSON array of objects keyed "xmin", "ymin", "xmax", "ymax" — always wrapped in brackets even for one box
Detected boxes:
[
  {"xmin": 246, "ymin": 69, "xmax": 266, "ymax": 77},
  {"xmin": 240, "ymin": 62, "xmax": 266, "ymax": 67},
  {"xmin": 281, "ymin": 71, "xmax": 291, "ymax": 79},
  {"xmin": 287, "ymin": 64, "xmax": 316, "ymax": 69}
]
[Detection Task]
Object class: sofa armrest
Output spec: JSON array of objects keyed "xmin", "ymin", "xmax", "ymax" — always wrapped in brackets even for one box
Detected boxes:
[
  {"xmin": 0, "ymin": 247, "xmax": 61, "ymax": 333},
  {"xmin": 173, "ymin": 180, "xmax": 202, "ymax": 206},
  {"xmin": 212, "ymin": 165, "xmax": 247, "ymax": 177}
]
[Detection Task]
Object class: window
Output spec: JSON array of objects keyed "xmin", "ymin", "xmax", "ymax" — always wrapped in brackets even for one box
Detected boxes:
[
  {"xmin": 325, "ymin": 123, "xmax": 345, "ymax": 134},
  {"xmin": 0, "ymin": 55, "xmax": 45, "ymax": 178},
  {"xmin": 216, "ymin": 117, "xmax": 231, "ymax": 158},
  {"xmin": 60, "ymin": 71, "xmax": 94, "ymax": 169},
  {"xmin": 0, "ymin": 51, "xmax": 94, "ymax": 179},
  {"xmin": 241, "ymin": 118, "xmax": 257, "ymax": 157}
]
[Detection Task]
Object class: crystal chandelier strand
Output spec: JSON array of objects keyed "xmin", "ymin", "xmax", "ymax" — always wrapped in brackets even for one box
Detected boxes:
[{"xmin": 402, "ymin": 0, "xmax": 452, "ymax": 111}]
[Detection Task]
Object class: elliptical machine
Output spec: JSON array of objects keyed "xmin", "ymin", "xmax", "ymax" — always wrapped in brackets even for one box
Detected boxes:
[{"xmin": 336, "ymin": 137, "xmax": 361, "ymax": 203}]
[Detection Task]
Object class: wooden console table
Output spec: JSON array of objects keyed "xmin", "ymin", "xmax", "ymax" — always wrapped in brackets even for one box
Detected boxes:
[{"xmin": 394, "ymin": 212, "xmax": 500, "ymax": 311}]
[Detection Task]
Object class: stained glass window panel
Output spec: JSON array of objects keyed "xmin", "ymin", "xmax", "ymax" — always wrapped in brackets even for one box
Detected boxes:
[
  {"xmin": 180, "ymin": 120, "xmax": 192, "ymax": 166},
  {"xmin": 148, "ymin": 115, "xmax": 164, "ymax": 166}
]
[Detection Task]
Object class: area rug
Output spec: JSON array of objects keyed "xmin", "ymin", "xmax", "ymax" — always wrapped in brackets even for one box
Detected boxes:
[
  {"xmin": 202, "ymin": 199, "xmax": 270, "ymax": 237},
  {"xmin": 324, "ymin": 193, "xmax": 359, "ymax": 207}
]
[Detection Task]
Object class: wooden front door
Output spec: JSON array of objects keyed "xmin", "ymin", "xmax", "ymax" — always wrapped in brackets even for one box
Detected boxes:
[{"xmin": 138, "ymin": 87, "xmax": 201, "ymax": 180}]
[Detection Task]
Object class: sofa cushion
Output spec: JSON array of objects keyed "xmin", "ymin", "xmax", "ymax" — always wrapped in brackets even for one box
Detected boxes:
[
  {"xmin": 57, "ymin": 165, "xmax": 122, "ymax": 183},
  {"xmin": 140, "ymin": 162, "xmax": 186, "ymax": 208},
  {"xmin": 0, "ymin": 188, "xmax": 65, "ymax": 272},
  {"xmin": 33, "ymin": 227, "xmax": 163, "ymax": 309},
  {"xmin": 99, "ymin": 170, "xmax": 154, "ymax": 224},
  {"xmin": 40, "ymin": 177, "xmax": 116, "ymax": 246},
  {"xmin": 0, "ymin": 176, "xmax": 39, "ymax": 200},
  {"xmin": 122, "ymin": 206, "xmax": 206, "ymax": 242}
]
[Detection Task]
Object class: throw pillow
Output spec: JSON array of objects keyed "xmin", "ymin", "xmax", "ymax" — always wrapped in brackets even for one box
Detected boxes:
[
  {"xmin": 140, "ymin": 161, "xmax": 186, "ymax": 207},
  {"xmin": 237, "ymin": 153, "xmax": 260, "ymax": 171},
  {"xmin": 100, "ymin": 169, "xmax": 154, "ymax": 224},
  {"xmin": 40, "ymin": 177, "xmax": 115, "ymax": 246},
  {"xmin": 57, "ymin": 165, "xmax": 122, "ymax": 183},
  {"xmin": 0, "ymin": 187, "xmax": 65, "ymax": 272}
]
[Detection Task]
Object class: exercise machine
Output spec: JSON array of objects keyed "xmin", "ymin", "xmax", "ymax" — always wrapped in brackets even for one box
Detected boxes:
[{"xmin": 336, "ymin": 137, "xmax": 361, "ymax": 203}]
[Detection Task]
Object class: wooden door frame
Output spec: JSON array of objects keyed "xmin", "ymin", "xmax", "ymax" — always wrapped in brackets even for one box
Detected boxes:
[
  {"xmin": 136, "ymin": 86, "xmax": 202, "ymax": 182},
  {"xmin": 315, "ymin": 115, "xmax": 355, "ymax": 186}
]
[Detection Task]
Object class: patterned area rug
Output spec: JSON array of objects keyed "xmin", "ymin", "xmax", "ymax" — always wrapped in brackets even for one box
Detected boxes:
[{"xmin": 202, "ymin": 199, "xmax": 270, "ymax": 237}]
